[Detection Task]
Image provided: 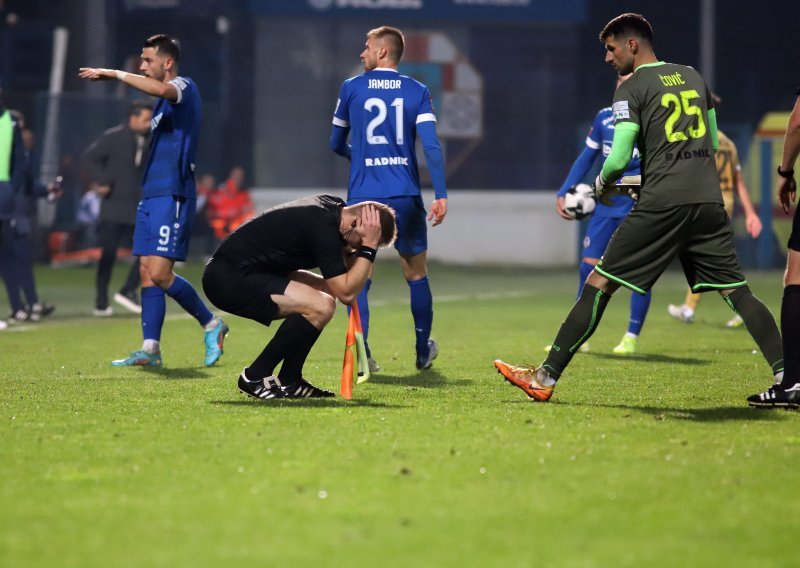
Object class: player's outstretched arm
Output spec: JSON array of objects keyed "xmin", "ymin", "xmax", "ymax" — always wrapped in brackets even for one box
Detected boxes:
[{"xmin": 78, "ymin": 68, "xmax": 179, "ymax": 102}]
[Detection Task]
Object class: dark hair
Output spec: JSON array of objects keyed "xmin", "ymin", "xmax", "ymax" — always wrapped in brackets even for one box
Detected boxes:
[
  {"xmin": 348, "ymin": 201, "xmax": 398, "ymax": 247},
  {"xmin": 128, "ymin": 99, "xmax": 152, "ymax": 118},
  {"xmin": 368, "ymin": 26, "xmax": 404, "ymax": 63},
  {"xmin": 599, "ymin": 13, "xmax": 653, "ymax": 44},
  {"xmin": 143, "ymin": 34, "xmax": 181, "ymax": 63}
]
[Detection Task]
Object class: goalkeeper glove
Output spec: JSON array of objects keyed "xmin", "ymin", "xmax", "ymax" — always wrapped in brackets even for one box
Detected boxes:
[{"xmin": 593, "ymin": 173, "xmax": 614, "ymax": 206}]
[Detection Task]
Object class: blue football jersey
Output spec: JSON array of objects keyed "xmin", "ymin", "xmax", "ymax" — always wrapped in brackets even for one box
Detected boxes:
[
  {"xmin": 142, "ymin": 76, "xmax": 201, "ymax": 199},
  {"xmin": 333, "ymin": 68, "xmax": 436, "ymax": 200},
  {"xmin": 587, "ymin": 107, "xmax": 641, "ymax": 218}
]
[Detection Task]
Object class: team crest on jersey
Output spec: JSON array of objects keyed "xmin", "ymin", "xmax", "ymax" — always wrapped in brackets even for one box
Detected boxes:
[{"xmin": 612, "ymin": 100, "xmax": 630, "ymax": 120}]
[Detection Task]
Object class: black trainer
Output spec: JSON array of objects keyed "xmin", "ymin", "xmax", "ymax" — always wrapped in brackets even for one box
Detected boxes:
[
  {"xmin": 282, "ymin": 377, "xmax": 335, "ymax": 398},
  {"xmin": 8, "ymin": 310, "xmax": 31, "ymax": 324},
  {"xmin": 238, "ymin": 373, "xmax": 285, "ymax": 400},
  {"xmin": 747, "ymin": 383, "xmax": 800, "ymax": 409},
  {"xmin": 29, "ymin": 302, "xmax": 55, "ymax": 322}
]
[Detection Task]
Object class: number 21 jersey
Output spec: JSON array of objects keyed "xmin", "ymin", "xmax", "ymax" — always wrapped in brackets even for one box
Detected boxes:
[{"xmin": 332, "ymin": 68, "xmax": 436, "ymax": 200}]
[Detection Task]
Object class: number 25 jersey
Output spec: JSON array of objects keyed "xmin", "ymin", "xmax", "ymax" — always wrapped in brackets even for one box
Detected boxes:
[
  {"xmin": 612, "ymin": 62, "xmax": 721, "ymax": 209},
  {"xmin": 332, "ymin": 68, "xmax": 436, "ymax": 200}
]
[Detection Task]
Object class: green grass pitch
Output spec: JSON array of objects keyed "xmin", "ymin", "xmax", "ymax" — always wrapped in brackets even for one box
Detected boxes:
[{"xmin": 1, "ymin": 260, "xmax": 798, "ymax": 567}]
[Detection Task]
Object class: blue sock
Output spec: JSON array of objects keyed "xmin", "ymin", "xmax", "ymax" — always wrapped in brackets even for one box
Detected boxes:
[
  {"xmin": 578, "ymin": 261, "xmax": 594, "ymax": 298},
  {"xmin": 356, "ymin": 278, "xmax": 371, "ymax": 357},
  {"xmin": 408, "ymin": 276, "xmax": 433, "ymax": 358},
  {"xmin": 166, "ymin": 275, "xmax": 214, "ymax": 326},
  {"xmin": 628, "ymin": 290, "xmax": 652, "ymax": 335},
  {"xmin": 141, "ymin": 286, "xmax": 166, "ymax": 341}
]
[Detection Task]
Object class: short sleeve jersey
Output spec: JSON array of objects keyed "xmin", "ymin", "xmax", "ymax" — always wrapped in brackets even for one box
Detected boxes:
[
  {"xmin": 332, "ymin": 68, "xmax": 435, "ymax": 200},
  {"xmin": 587, "ymin": 107, "xmax": 641, "ymax": 218},
  {"xmin": 212, "ymin": 194, "xmax": 348, "ymax": 279},
  {"xmin": 611, "ymin": 62, "xmax": 721, "ymax": 209},
  {"xmin": 715, "ymin": 130, "xmax": 739, "ymax": 212},
  {"xmin": 142, "ymin": 76, "xmax": 201, "ymax": 200}
]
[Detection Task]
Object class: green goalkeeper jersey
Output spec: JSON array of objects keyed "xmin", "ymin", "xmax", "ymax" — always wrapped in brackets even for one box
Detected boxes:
[{"xmin": 612, "ymin": 61, "xmax": 722, "ymax": 209}]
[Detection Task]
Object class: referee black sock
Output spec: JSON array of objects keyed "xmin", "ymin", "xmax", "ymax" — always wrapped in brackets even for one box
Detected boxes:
[
  {"xmin": 277, "ymin": 315, "xmax": 322, "ymax": 385},
  {"xmin": 246, "ymin": 314, "xmax": 318, "ymax": 381},
  {"xmin": 782, "ymin": 285, "xmax": 800, "ymax": 384},
  {"xmin": 724, "ymin": 286, "xmax": 784, "ymax": 375},
  {"xmin": 542, "ymin": 283, "xmax": 611, "ymax": 379}
]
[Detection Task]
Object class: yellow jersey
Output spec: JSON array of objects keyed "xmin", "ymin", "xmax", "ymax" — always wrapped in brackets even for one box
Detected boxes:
[{"xmin": 716, "ymin": 131, "xmax": 739, "ymax": 216}]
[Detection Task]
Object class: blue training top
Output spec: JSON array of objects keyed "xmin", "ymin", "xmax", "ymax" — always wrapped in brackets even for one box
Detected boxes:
[
  {"xmin": 331, "ymin": 68, "xmax": 446, "ymax": 201},
  {"xmin": 142, "ymin": 76, "xmax": 201, "ymax": 199},
  {"xmin": 557, "ymin": 106, "xmax": 640, "ymax": 219}
]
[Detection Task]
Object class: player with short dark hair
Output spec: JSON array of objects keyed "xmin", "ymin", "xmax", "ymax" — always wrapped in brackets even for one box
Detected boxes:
[
  {"xmin": 330, "ymin": 25, "xmax": 448, "ymax": 372},
  {"xmin": 203, "ymin": 195, "xmax": 397, "ymax": 399},
  {"xmin": 79, "ymin": 34, "xmax": 228, "ymax": 369},
  {"xmin": 748, "ymin": 88, "xmax": 800, "ymax": 408},
  {"xmin": 554, "ymin": 72, "xmax": 651, "ymax": 356},
  {"xmin": 495, "ymin": 13, "xmax": 783, "ymax": 402}
]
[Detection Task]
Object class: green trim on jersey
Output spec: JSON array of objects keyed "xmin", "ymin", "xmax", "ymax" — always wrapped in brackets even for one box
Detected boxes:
[
  {"xmin": 691, "ymin": 280, "xmax": 747, "ymax": 292},
  {"xmin": 634, "ymin": 61, "xmax": 667, "ymax": 72},
  {"xmin": 594, "ymin": 264, "xmax": 647, "ymax": 295},
  {"xmin": 601, "ymin": 126, "xmax": 638, "ymax": 182},
  {"xmin": 708, "ymin": 108, "xmax": 719, "ymax": 151}
]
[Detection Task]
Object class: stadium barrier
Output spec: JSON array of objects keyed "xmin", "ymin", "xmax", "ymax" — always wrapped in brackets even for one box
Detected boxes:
[{"xmin": 250, "ymin": 189, "xmax": 577, "ymax": 267}]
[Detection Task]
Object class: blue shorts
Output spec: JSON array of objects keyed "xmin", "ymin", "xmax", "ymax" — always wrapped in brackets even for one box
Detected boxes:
[
  {"xmin": 582, "ymin": 215, "xmax": 624, "ymax": 260},
  {"xmin": 133, "ymin": 195, "xmax": 196, "ymax": 261},
  {"xmin": 348, "ymin": 195, "xmax": 427, "ymax": 256}
]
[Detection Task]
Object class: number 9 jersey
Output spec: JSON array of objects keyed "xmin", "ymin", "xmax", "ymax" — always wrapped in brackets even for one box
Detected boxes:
[
  {"xmin": 611, "ymin": 62, "xmax": 722, "ymax": 210},
  {"xmin": 332, "ymin": 68, "xmax": 437, "ymax": 200}
]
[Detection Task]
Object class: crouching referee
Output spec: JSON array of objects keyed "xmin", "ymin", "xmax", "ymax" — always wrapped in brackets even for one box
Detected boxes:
[{"xmin": 203, "ymin": 194, "xmax": 396, "ymax": 399}]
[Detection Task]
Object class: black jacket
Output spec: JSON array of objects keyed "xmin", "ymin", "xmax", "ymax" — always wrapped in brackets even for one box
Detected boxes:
[{"xmin": 81, "ymin": 124, "xmax": 150, "ymax": 225}]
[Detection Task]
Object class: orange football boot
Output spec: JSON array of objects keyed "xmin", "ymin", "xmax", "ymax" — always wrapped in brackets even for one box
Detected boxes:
[{"xmin": 494, "ymin": 359, "xmax": 554, "ymax": 401}]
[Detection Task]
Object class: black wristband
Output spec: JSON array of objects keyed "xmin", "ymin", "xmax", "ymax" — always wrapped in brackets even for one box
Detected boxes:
[
  {"xmin": 777, "ymin": 165, "xmax": 795, "ymax": 179},
  {"xmin": 357, "ymin": 246, "xmax": 377, "ymax": 263}
]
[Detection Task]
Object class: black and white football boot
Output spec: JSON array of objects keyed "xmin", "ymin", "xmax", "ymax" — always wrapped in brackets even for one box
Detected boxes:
[
  {"xmin": 238, "ymin": 373, "xmax": 286, "ymax": 400},
  {"xmin": 747, "ymin": 382, "xmax": 800, "ymax": 409},
  {"xmin": 282, "ymin": 377, "xmax": 335, "ymax": 398}
]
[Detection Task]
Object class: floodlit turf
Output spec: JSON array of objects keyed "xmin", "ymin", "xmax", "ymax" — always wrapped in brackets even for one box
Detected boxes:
[{"xmin": 1, "ymin": 261, "xmax": 798, "ymax": 567}]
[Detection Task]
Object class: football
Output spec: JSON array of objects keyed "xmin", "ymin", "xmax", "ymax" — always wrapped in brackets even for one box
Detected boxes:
[{"xmin": 563, "ymin": 183, "xmax": 596, "ymax": 220}]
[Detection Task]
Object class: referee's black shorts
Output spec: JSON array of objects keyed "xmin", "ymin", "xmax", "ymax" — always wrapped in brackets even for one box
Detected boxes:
[
  {"xmin": 202, "ymin": 257, "xmax": 289, "ymax": 326},
  {"xmin": 596, "ymin": 203, "xmax": 747, "ymax": 294}
]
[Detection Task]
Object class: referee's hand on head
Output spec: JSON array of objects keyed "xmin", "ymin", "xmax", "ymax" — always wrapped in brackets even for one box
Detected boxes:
[{"xmin": 356, "ymin": 204, "xmax": 382, "ymax": 248}]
